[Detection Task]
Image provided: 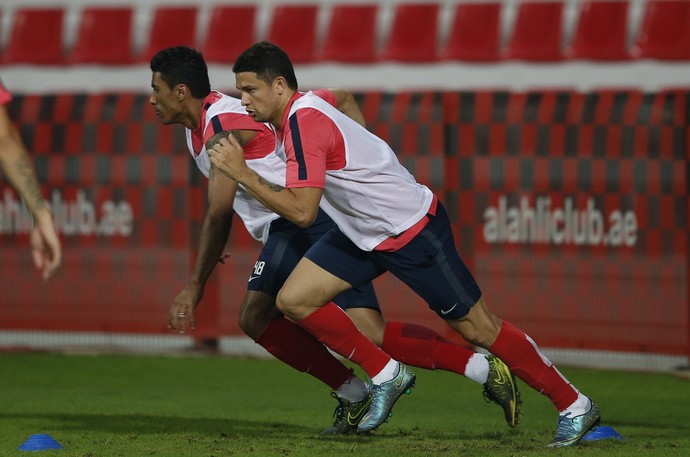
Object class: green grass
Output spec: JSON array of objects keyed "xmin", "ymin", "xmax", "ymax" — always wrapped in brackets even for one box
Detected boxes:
[{"xmin": 1, "ymin": 352, "xmax": 688, "ymax": 456}]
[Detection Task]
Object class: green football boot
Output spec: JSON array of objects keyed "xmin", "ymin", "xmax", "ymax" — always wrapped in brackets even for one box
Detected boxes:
[
  {"xmin": 547, "ymin": 400, "xmax": 601, "ymax": 448},
  {"xmin": 357, "ymin": 363, "xmax": 416, "ymax": 433},
  {"xmin": 320, "ymin": 389, "xmax": 373, "ymax": 435},
  {"xmin": 482, "ymin": 355, "xmax": 522, "ymax": 427}
]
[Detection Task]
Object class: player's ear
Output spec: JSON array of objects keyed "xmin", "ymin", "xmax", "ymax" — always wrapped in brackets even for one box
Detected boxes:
[
  {"xmin": 175, "ymin": 84, "xmax": 188, "ymax": 101},
  {"xmin": 274, "ymin": 77, "xmax": 286, "ymax": 96}
]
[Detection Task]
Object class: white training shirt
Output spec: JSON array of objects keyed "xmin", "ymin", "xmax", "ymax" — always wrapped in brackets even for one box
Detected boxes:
[
  {"xmin": 185, "ymin": 91, "xmax": 285, "ymax": 244},
  {"xmin": 276, "ymin": 91, "xmax": 434, "ymax": 251}
]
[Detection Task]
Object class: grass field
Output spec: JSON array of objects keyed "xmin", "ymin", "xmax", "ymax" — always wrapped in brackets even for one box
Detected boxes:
[{"xmin": 1, "ymin": 351, "xmax": 689, "ymax": 457}]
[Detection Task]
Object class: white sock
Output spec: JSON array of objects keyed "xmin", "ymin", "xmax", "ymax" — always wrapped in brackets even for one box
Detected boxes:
[
  {"xmin": 371, "ymin": 359, "xmax": 399, "ymax": 385},
  {"xmin": 336, "ymin": 374, "xmax": 369, "ymax": 403},
  {"xmin": 560, "ymin": 392, "xmax": 590, "ymax": 417},
  {"xmin": 465, "ymin": 353, "xmax": 490, "ymax": 384}
]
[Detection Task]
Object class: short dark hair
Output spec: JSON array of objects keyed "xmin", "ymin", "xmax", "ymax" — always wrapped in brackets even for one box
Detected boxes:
[
  {"xmin": 232, "ymin": 42, "xmax": 298, "ymax": 90},
  {"xmin": 150, "ymin": 46, "xmax": 211, "ymax": 99}
]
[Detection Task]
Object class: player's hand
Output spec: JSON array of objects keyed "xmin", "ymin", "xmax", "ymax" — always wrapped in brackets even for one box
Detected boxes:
[
  {"xmin": 168, "ymin": 285, "xmax": 201, "ymax": 334},
  {"xmin": 30, "ymin": 209, "xmax": 62, "ymax": 280},
  {"xmin": 207, "ymin": 134, "xmax": 247, "ymax": 181}
]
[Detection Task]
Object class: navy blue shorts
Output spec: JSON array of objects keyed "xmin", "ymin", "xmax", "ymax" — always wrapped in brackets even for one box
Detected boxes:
[
  {"xmin": 303, "ymin": 201, "xmax": 481, "ymax": 320},
  {"xmin": 247, "ymin": 209, "xmax": 380, "ymax": 311}
]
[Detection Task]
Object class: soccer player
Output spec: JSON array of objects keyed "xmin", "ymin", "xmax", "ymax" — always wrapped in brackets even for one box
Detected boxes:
[
  {"xmin": 0, "ymin": 78, "xmax": 61, "ymax": 280},
  {"xmin": 207, "ymin": 41, "xmax": 601, "ymax": 446},
  {"xmin": 149, "ymin": 46, "xmax": 520, "ymax": 434}
]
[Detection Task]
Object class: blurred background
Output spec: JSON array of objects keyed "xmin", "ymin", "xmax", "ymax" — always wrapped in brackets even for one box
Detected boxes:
[{"xmin": 0, "ymin": 0, "xmax": 688, "ymax": 373}]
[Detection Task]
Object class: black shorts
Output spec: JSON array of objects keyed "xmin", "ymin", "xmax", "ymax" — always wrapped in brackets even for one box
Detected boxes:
[
  {"xmin": 304, "ymin": 202, "xmax": 481, "ymax": 320},
  {"xmin": 246, "ymin": 209, "xmax": 380, "ymax": 311}
]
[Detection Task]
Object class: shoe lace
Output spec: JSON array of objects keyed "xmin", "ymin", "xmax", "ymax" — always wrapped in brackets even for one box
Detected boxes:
[{"xmin": 330, "ymin": 392, "xmax": 347, "ymax": 423}]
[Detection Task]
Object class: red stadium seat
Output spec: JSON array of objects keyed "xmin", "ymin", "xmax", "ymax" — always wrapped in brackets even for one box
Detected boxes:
[
  {"xmin": 267, "ymin": 5, "xmax": 318, "ymax": 63},
  {"xmin": 138, "ymin": 6, "xmax": 198, "ymax": 62},
  {"xmin": 381, "ymin": 3, "xmax": 440, "ymax": 62},
  {"xmin": 631, "ymin": 0, "xmax": 690, "ymax": 60},
  {"xmin": 504, "ymin": 1, "xmax": 564, "ymax": 61},
  {"xmin": 69, "ymin": 7, "xmax": 134, "ymax": 64},
  {"xmin": 442, "ymin": 2, "xmax": 502, "ymax": 61},
  {"xmin": 202, "ymin": 5, "xmax": 256, "ymax": 64},
  {"xmin": 3, "ymin": 8, "xmax": 65, "ymax": 65},
  {"xmin": 567, "ymin": 1, "xmax": 630, "ymax": 60},
  {"xmin": 319, "ymin": 4, "xmax": 378, "ymax": 63}
]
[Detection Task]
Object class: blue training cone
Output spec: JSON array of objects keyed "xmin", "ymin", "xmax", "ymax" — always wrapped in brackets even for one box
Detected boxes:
[
  {"xmin": 582, "ymin": 425, "xmax": 624, "ymax": 442},
  {"xmin": 18, "ymin": 434, "xmax": 63, "ymax": 451}
]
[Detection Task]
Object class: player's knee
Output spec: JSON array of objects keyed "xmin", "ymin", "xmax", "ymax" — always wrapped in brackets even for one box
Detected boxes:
[
  {"xmin": 275, "ymin": 288, "xmax": 304, "ymax": 319},
  {"xmin": 238, "ymin": 293, "xmax": 280, "ymax": 340}
]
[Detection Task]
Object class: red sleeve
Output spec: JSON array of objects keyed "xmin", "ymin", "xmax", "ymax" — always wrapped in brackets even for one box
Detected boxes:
[
  {"xmin": 0, "ymin": 80, "xmax": 12, "ymax": 106},
  {"xmin": 284, "ymin": 108, "xmax": 346, "ymax": 188},
  {"xmin": 202, "ymin": 112, "xmax": 265, "ymax": 145},
  {"xmin": 203, "ymin": 112, "xmax": 275, "ymax": 159}
]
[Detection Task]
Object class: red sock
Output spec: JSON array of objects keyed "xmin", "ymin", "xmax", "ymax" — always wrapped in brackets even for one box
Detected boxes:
[
  {"xmin": 256, "ymin": 317, "xmax": 352, "ymax": 390},
  {"xmin": 298, "ymin": 302, "xmax": 391, "ymax": 378},
  {"xmin": 489, "ymin": 321, "xmax": 578, "ymax": 411},
  {"xmin": 382, "ymin": 322, "xmax": 473, "ymax": 376}
]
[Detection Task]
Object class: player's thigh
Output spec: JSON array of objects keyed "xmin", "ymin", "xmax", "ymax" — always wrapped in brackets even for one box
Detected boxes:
[
  {"xmin": 248, "ymin": 226, "xmax": 311, "ymax": 298},
  {"xmin": 277, "ymin": 257, "xmax": 353, "ymax": 316}
]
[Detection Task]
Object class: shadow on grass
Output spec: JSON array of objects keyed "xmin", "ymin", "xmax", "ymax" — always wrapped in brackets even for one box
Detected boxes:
[{"xmin": 1, "ymin": 412, "xmax": 307, "ymax": 437}]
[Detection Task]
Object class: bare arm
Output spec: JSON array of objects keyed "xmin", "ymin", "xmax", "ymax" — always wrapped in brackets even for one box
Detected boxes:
[
  {"xmin": 329, "ymin": 89, "xmax": 366, "ymax": 127},
  {"xmin": 0, "ymin": 105, "xmax": 61, "ymax": 279},
  {"xmin": 168, "ymin": 129, "xmax": 252, "ymax": 333},
  {"xmin": 207, "ymin": 134, "xmax": 323, "ymax": 228},
  {"xmin": 0, "ymin": 107, "xmax": 48, "ymax": 216}
]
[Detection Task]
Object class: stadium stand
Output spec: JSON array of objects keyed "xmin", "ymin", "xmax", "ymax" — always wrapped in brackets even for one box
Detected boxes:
[
  {"xmin": 567, "ymin": 0, "xmax": 631, "ymax": 60},
  {"xmin": 0, "ymin": 1, "xmax": 689, "ymax": 66},
  {"xmin": 442, "ymin": 2, "xmax": 502, "ymax": 62},
  {"xmin": 319, "ymin": 4, "xmax": 378, "ymax": 63},
  {"xmin": 202, "ymin": 5, "xmax": 256, "ymax": 64},
  {"xmin": 69, "ymin": 7, "xmax": 134, "ymax": 65},
  {"xmin": 3, "ymin": 8, "xmax": 65, "ymax": 65},
  {"xmin": 267, "ymin": 5, "xmax": 318, "ymax": 64},
  {"xmin": 504, "ymin": 0, "xmax": 565, "ymax": 61},
  {"xmin": 138, "ymin": 6, "xmax": 198, "ymax": 62},
  {"xmin": 380, "ymin": 3, "xmax": 440, "ymax": 62},
  {"xmin": 631, "ymin": 0, "xmax": 690, "ymax": 60}
]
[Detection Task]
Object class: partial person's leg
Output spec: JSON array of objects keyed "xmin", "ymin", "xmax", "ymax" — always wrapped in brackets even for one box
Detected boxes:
[
  {"xmin": 347, "ymin": 306, "xmax": 519, "ymax": 427},
  {"xmin": 278, "ymin": 253, "xmax": 416, "ymax": 433},
  {"xmin": 239, "ymin": 290, "xmax": 355, "ymax": 391},
  {"xmin": 378, "ymin": 201, "xmax": 599, "ymax": 445},
  {"xmin": 277, "ymin": 257, "xmax": 393, "ymax": 379},
  {"xmin": 241, "ymin": 222, "xmax": 368, "ymax": 399},
  {"xmin": 347, "ymin": 308, "xmax": 476, "ymax": 378}
]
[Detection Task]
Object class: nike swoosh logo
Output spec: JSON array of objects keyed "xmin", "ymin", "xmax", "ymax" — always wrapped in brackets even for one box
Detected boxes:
[
  {"xmin": 247, "ymin": 275, "xmax": 260, "ymax": 283},
  {"xmin": 346, "ymin": 396, "xmax": 372, "ymax": 425},
  {"xmin": 440, "ymin": 302, "xmax": 458, "ymax": 315}
]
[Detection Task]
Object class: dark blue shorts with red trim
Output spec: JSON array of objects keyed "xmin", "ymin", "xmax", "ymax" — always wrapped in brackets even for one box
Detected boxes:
[{"xmin": 304, "ymin": 201, "xmax": 481, "ymax": 320}]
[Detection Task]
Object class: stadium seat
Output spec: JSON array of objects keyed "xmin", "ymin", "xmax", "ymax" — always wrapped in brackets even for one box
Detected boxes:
[
  {"xmin": 69, "ymin": 7, "xmax": 134, "ymax": 64},
  {"xmin": 319, "ymin": 4, "xmax": 378, "ymax": 63},
  {"xmin": 504, "ymin": 1, "xmax": 564, "ymax": 61},
  {"xmin": 567, "ymin": 1, "xmax": 630, "ymax": 60},
  {"xmin": 442, "ymin": 2, "xmax": 502, "ymax": 61},
  {"xmin": 380, "ymin": 3, "xmax": 440, "ymax": 62},
  {"xmin": 3, "ymin": 8, "xmax": 65, "ymax": 65},
  {"xmin": 267, "ymin": 5, "xmax": 318, "ymax": 63},
  {"xmin": 380, "ymin": 3, "xmax": 439, "ymax": 63},
  {"xmin": 138, "ymin": 6, "xmax": 198, "ymax": 62},
  {"xmin": 631, "ymin": 0, "xmax": 690, "ymax": 60},
  {"xmin": 202, "ymin": 5, "xmax": 256, "ymax": 64}
]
